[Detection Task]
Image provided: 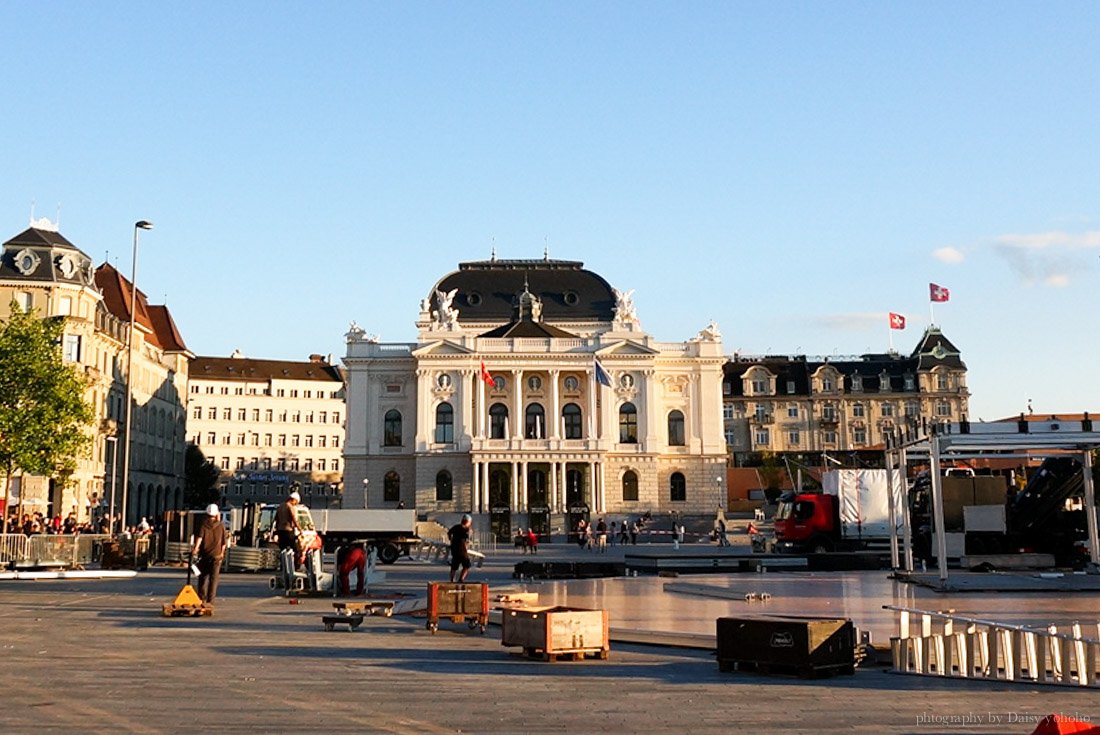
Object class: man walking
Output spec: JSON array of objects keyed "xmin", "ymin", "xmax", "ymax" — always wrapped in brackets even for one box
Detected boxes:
[
  {"xmin": 448, "ymin": 514, "xmax": 473, "ymax": 583},
  {"xmin": 191, "ymin": 504, "xmax": 227, "ymax": 605}
]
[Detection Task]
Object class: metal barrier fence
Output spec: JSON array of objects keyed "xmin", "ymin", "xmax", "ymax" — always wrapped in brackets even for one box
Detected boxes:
[
  {"xmin": 1, "ymin": 534, "xmax": 113, "ymax": 569},
  {"xmin": 887, "ymin": 605, "xmax": 1100, "ymax": 688},
  {"xmin": 0, "ymin": 534, "xmax": 31, "ymax": 564}
]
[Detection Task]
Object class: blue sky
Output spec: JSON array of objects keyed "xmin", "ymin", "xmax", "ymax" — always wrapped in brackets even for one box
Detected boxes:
[{"xmin": 3, "ymin": 2, "xmax": 1098, "ymax": 421}]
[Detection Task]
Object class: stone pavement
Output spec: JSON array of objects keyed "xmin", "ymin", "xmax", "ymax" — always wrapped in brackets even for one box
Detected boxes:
[{"xmin": 0, "ymin": 547, "xmax": 1096, "ymax": 734}]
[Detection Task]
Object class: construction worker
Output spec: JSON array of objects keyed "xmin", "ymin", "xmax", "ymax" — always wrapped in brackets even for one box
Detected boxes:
[
  {"xmin": 337, "ymin": 543, "xmax": 368, "ymax": 596},
  {"xmin": 191, "ymin": 504, "xmax": 227, "ymax": 604},
  {"xmin": 275, "ymin": 490, "xmax": 301, "ymax": 559},
  {"xmin": 448, "ymin": 514, "xmax": 473, "ymax": 583}
]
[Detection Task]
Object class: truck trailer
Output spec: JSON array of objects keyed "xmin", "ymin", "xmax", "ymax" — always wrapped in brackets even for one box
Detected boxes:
[{"xmin": 773, "ymin": 469, "xmax": 904, "ymax": 553}]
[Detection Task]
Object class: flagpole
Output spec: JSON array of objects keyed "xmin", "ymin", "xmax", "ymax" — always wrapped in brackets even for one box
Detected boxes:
[
  {"xmin": 929, "ymin": 301, "xmax": 935, "ymax": 327},
  {"xmin": 888, "ymin": 324, "xmax": 894, "ymax": 352}
]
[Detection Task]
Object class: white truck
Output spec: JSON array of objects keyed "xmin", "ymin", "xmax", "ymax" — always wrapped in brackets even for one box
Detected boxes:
[
  {"xmin": 774, "ymin": 469, "xmax": 904, "ymax": 553},
  {"xmin": 235, "ymin": 504, "xmax": 419, "ymax": 565},
  {"xmin": 311, "ymin": 508, "xmax": 420, "ymax": 564}
]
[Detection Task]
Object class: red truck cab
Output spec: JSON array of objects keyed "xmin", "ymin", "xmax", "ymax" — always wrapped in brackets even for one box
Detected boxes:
[{"xmin": 773, "ymin": 492, "xmax": 841, "ymax": 553}]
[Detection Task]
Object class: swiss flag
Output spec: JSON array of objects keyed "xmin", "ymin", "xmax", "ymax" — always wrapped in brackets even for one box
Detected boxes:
[
  {"xmin": 929, "ymin": 283, "xmax": 950, "ymax": 302},
  {"xmin": 889, "ymin": 312, "xmax": 906, "ymax": 330},
  {"xmin": 479, "ymin": 360, "xmax": 495, "ymax": 388}
]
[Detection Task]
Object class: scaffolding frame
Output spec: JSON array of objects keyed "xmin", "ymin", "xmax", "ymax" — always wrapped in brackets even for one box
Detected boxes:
[{"xmin": 885, "ymin": 416, "xmax": 1100, "ymax": 583}]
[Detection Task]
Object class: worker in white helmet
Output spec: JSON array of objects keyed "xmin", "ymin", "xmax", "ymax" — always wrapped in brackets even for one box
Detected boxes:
[{"xmin": 191, "ymin": 504, "xmax": 227, "ymax": 604}]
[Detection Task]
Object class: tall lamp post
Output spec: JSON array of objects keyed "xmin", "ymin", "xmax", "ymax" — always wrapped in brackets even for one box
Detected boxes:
[
  {"xmin": 105, "ymin": 435, "xmax": 118, "ymax": 532},
  {"xmin": 119, "ymin": 220, "xmax": 153, "ymax": 531},
  {"xmin": 362, "ymin": 478, "xmax": 369, "ymax": 509}
]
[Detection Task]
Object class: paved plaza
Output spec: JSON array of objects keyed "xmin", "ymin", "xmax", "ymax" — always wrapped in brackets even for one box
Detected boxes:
[{"xmin": 1, "ymin": 544, "xmax": 1098, "ymax": 734}]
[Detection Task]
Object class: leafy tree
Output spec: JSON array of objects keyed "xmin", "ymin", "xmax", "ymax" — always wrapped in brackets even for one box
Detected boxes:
[
  {"xmin": 0, "ymin": 304, "xmax": 94, "ymax": 532},
  {"xmin": 184, "ymin": 444, "xmax": 220, "ymax": 509}
]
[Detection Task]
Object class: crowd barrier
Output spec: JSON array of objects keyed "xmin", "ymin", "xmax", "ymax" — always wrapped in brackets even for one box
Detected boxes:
[{"xmin": 0, "ymin": 533, "xmax": 112, "ymax": 569}]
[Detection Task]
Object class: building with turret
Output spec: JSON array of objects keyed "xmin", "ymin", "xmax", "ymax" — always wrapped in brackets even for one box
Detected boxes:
[
  {"xmin": 721, "ymin": 327, "xmax": 969, "ymax": 462},
  {"xmin": 0, "ymin": 221, "xmax": 190, "ymax": 524}
]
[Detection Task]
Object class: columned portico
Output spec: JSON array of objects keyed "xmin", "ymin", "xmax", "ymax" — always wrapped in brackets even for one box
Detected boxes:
[{"xmin": 344, "ymin": 256, "xmax": 728, "ymax": 539}]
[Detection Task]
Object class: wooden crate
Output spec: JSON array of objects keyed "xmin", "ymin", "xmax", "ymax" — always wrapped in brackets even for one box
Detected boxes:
[{"xmin": 501, "ymin": 606, "xmax": 610, "ymax": 661}]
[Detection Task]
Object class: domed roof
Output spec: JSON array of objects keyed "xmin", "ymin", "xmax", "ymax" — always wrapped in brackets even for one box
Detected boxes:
[{"xmin": 430, "ymin": 258, "xmax": 616, "ymax": 324}]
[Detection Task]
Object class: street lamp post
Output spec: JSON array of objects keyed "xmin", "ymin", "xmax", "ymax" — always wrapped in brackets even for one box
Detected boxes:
[
  {"xmin": 362, "ymin": 478, "xmax": 369, "ymax": 509},
  {"xmin": 105, "ymin": 435, "xmax": 118, "ymax": 533},
  {"xmin": 119, "ymin": 220, "xmax": 153, "ymax": 532},
  {"xmin": 716, "ymin": 474, "xmax": 724, "ymax": 512}
]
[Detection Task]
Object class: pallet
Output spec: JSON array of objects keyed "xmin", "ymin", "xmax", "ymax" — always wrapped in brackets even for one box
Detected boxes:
[
  {"xmin": 520, "ymin": 646, "xmax": 610, "ymax": 662},
  {"xmin": 717, "ymin": 658, "xmax": 854, "ymax": 678},
  {"xmin": 322, "ymin": 614, "xmax": 364, "ymax": 631},
  {"xmin": 162, "ymin": 603, "xmax": 212, "ymax": 618},
  {"xmin": 332, "ymin": 601, "xmax": 395, "ymax": 617}
]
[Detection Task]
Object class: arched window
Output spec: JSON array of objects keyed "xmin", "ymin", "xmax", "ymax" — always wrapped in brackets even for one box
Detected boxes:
[
  {"xmin": 622, "ymin": 470, "xmax": 639, "ymax": 502},
  {"xmin": 525, "ymin": 403, "xmax": 545, "ymax": 439},
  {"xmin": 434, "ymin": 402, "xmax": 454, "ymax": 443},
  {"xmin": 489, "ymin": 403, "xmax": 508, "ymax": 439},
  {"xmin": 435, "ymin": 470, "xmax": 453, "ymax": 501},
  {"xmin": 562, "ymin": 403, "xmax": 582, "ymax": 439},
  {"xmin": 670, "ymin": 472, "xmax": 686, "ymax": 502},
  {"xmin": 667, "ymin": 410, "xmax": 685, "ymax": 446},
  {"xmin": 383, "ymin": 471, "xmax": 400, "ymax": 502},
  {"xmin": 618, "ymin": 402, "xmax": 638, "ymax": 444},
  {"xmin": 383, "ymin": 410, "xmax": 402, "ymax": 447}
]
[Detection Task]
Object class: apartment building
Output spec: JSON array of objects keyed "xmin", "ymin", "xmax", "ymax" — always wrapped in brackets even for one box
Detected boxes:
[{"xmin": 186, "ymin": 353, "xmax": 345, "ymax": 508}]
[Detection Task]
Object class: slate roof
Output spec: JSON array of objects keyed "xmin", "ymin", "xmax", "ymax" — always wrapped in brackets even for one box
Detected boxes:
[
  {"xmin": 723, "ymin": 327, "xmax": 961, "ymax": 397},
  {"xmin": 190, "ymin": 356, "xmax": 344, "ymax": 383},
  {"xmin": 0, "ymin": 227, "xmax": 94, "ymax": 284},
  {"xmin": 431, "ymin": 259, "xmax": 616, "ymax": 324}
]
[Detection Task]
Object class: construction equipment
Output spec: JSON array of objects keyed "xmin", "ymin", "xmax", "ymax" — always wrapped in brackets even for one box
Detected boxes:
[{"xmin": 162, "ymin": 555, "xmax": 212, "ymax": 618}]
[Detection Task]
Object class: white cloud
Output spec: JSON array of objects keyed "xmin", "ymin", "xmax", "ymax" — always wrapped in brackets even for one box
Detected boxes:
[
  {"xmin": 991, "ymin": 229, "xmax": 1100, "ymax": 286},
  {"xmin": 994, "ymin": 230, "xmax": 1100, "ymax": 250},
  {"xmin": 932, "ymin": 246, "xmax": 965, "ymax": 264}
]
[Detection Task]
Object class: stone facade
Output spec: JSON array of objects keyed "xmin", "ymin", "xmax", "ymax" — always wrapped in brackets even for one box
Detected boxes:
[
  {"xmin": 0, "ymin": 222, "xmax": 190, "ymax": 525},
  {"xmin": 722, "ymin": 327, "xmax": 969, "ymax": 461},
  {"xmin": 343, "ymin": 258, "xmax": 727, "ymax": 539},
  {"xmin": 186, "ymin": 353, "xmax": 345, "ymax": 509}
]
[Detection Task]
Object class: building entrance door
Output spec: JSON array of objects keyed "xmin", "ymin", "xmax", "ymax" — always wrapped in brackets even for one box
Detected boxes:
[
  {"xmin": 489, "ymin": 467, "xmax": 512, "ymax": 542},
  {"xmin": 565, "ymin": 467, "xmax": 589, "ymax": 543},
  {"xmin": 526, "ymin": 466, "xmax": 550, "ymax": 540}
]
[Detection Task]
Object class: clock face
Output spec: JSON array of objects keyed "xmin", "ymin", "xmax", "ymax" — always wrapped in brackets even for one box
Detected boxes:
[{"xmin": 932, "ymin": 345, "xmax": 947, "ymax": 359}]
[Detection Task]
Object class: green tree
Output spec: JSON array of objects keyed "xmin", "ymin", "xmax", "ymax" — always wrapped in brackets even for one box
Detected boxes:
[
  {"xmin": 0, "ymin": 304, "xmax": 94, "ymax": 532},
  {"xmin": 184, "ymin": 444, "xmax": 220, "ymax": 509}
]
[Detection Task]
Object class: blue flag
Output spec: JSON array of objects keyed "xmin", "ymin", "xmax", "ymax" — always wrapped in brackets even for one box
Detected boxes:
[{"xmin": 594, "ymin": 358, "xmax": 612, "ymax": 387}]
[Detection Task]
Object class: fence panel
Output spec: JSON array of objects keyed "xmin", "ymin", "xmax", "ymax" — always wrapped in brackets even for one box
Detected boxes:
[{"xmin": 0, "ymin": 534, "xmax": 31, "ymax": 564}]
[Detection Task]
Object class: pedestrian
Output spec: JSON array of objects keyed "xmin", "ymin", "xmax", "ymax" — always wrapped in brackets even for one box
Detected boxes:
[
  {"xmin": 337, "ymin": 543, "xmax": 367, "ymax": 596},
  {"xmin": 584, "ymin": 522, "xmax": 595, "ymax": 551},
  {"xmin": 596, "ymin": 518, "xmax": 608, "ymax": 553},
  {"xmin": 448, "ymin": 514, "xmax": 473, "ymax": 583},
  {"xmin": 275, "ymin": 490, "xmax": 301, "ymax": 561},
  {"xmin": 609, "ymin": 521, "xmax": 618, "ymax": 547},
  {"xmin": 526, "ymin": 528, "xmax": 538, "ymax": 554},
  {"xmin": 190, "ymin": 503, "xmax": 227, "ymax": 605},
  {"xmin": 630, "ymin": 520, "xmax": 639, "ymax": 545},
  {"xmin": 575, "ymin": 519, "xmax": 588, "ymax": 548},
  {"xmin": 717, "ymin": 517, "xmax": 730, "ymax": 547},
  {"xmin": 619, "ymin": 520, "xmax": 630, "ymax": 545}
]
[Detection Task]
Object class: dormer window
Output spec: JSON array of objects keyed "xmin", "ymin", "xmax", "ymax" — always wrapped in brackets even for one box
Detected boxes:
[{"xmin": 851, "ymin": 374, "xmax": 863, "ymax": 392}]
